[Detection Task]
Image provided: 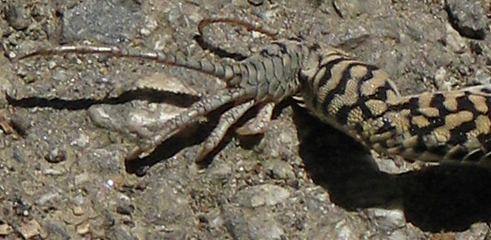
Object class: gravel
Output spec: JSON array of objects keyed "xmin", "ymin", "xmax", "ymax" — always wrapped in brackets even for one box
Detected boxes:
[{"xmin": 1, "ymin": 0, "xmax": 491, "ymax": 239}]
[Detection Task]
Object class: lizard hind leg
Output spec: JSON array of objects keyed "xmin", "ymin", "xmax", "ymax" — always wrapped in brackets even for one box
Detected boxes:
[{"xmin": 125, "ymin": 87, "xmax": 254, "ymax": 162}]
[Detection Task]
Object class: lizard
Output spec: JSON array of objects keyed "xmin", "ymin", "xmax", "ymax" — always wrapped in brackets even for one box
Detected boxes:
[{"xmin": 18, "ymin": 18, "xmax": 491, "ymax": 166}]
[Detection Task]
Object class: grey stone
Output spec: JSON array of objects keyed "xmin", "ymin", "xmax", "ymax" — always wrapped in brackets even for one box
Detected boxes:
[{"xmin": 445, "ymin": 0, "xmax": 488, "ymax": 39}]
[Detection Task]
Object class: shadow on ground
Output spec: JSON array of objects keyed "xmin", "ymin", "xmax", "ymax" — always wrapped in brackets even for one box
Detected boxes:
[
  {"xmin": 294, "ymin": 106, "xmax": 491, "ymax": 232},
  {"xmin": 10, "ymin": 91, "xmax": 491, "ymax": 232}
]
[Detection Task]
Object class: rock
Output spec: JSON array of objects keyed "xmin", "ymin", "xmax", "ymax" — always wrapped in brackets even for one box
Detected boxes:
[
  {"xmin": 5, "ymin": 3, "xmax": 31, "ymax": 30},
  {"xmin": 238, "ymin": 184, "xmax": 290, "ymax": 207},
  {"xmin": 264, "ymin": 159, "xmax": 296, "ymax": 181},
  {"xmin": 445, "ymin": 23, "xmax": 467, "ymax": 54},
  {"xmin": 106, "ymin": 225, "xmax": 133, "ymax": 240},
  {"xmin": 364, "ymin": 208, "xmax": 406, "ymax": 232},
  {"xmin": 44, "ymin": 223, "xmax": 70, "ymax": 240},
  {"xmin": 76, "ymin": 222, "xmax": 90, "ymax": 235},
  {"xmin": 73, "ymin": 206, "xmax": 85, "ymax": 216},
  {"xmin": 44, "ymin": 146, "xmax": 66, "ymax": 163},
  {"xmin": 221, "ymin": 205, "xmax": 286, "ymax": 240},
  {"xmin": 248, "ymin": 0, "xmax": 264, "ymax": 6},
  {"xmin": 445, "ymin": 0, "xmax": 488, "ymax": 39},
  {"xmin": 0, "ymin": 224, "xmax": 11, "ymax": 236},
  {"xmin": 35, "ymin": 192, "xmax": 61, "ymax": 206},
  {"xmin": 434, "ymin": 67, "xmax": 448, "ymax": 90},
  {"xmin": 18, "ymin": 219, "xmax": 42, "ymax": 239},
  {"xmin": 332, "ymin": 0, "xmax": 369, "ymax": 19}
]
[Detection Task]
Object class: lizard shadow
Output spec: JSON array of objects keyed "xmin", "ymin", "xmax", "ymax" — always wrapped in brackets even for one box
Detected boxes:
[
  {"xmin": 294, "ymin": 106, "xmax": 491, "ymax": 232},
  {"xmin": 7, "ymin": 90, "xmax": 274, "ymax": 175}
]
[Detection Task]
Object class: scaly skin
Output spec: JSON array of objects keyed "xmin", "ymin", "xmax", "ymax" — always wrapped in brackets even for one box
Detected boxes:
[{"xmin": 300, "ymin": 45, "xmax": 491, "ymax": 164}]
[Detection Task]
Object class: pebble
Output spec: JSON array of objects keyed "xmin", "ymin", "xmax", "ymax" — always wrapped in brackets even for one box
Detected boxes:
[
  {"xmin": 263, "ymin": 159, "xmax": 295, "ymax": 180},
  {"xmin": 445, "ymin": 23, "xmax": 467, "ymax": 54},
  {"xmin": 44, "ymin": 147, "xmax": 66, "ymax": 163},
  {"xmin": 434, "ymin": 67, "xmax": 449, "ymax": 91},
  {"xmin": 248, "ymin": 0, "xmax": 264, "ymax": 6},
  {"xmin": 140, "ymin": 17, "xmax": 158, "ymax": 37},
  {"xmin": 5, "ymin": 3, "xmax": 31, "ymax": 30},
  {"xmin": 74, "ymin": 173, "xmax": 90, "ymax": 186},
  {"xmin": 42, "ymin": 166, "xmax": 66, "ymax": 176},
  {"xmin": 445, "ymin": 0, "xmax": 488, "ymax": 39},
  {"xmin": 364, "ymin": 208, "xmax": 406, "ymax": 232},
  {"xmin": 238, "ymin": 184, "xmax": 290, "ymax": 208},
  {"xmin": 116, "ymin": 203, "xmax": 135, "ymax": 215},
  {"xmin": 18, "ymin": 219, "xmax": 42, "ymax": 239},
  {"xmin": 473, "ymin": 69, "xmax": 491, "ymax": 85},
  {"xmin": 35, "ymin": 192, "xmax": 60, "ymax": 206},
  {"xmin": 0, "ymin": 224, "xmax": 11, "ymax": 235},
  {"xmin": 106, "ymin": 225, "xmax": 134, "ymax": 240},
  {"xmin": 76, "ymin": 222, "xmax": 90, "ymax": 235},
  {"xmin": 116, "ymin": 193, "xmax": 134, "ymax": 215},
  {"xmin": 221, "ymin": 204, "xmax": 285, "ymax": 240},
  {"xmin": 44, "ymin": 223, "xmax": 71, "ymax": 240},
  {"xmin": 332, "ymin": 0, "xmax": 369, "ymax": 19},
  {"xmin": 73, "ymin": 206, "xmax": 85, "ymax": 216}
]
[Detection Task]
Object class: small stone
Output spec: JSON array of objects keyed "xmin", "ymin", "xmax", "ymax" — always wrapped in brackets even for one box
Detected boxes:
[
  {"xmin": 248, "ymin": 0, "xmax": 264, "ymax": 6},
  {"xmin": 73, "ymin": 206, "xmax": 85, "ymax": 216},
  {"xmin": 365, "ymin": 208, "xmax": 406, "ymax": 232},
  {"xmin": 445, "ymin": 23, "xmax": 467, "ymax": 54},
  {"xmin": 76, "ymin": 222, "xmax": 90, "ymax": 235},
  {"xmin": 42, "ymin": 166, "xmax": 66, "ymax": 176},
  {"xmin": 44, "ymin": 223, "xmax": 70, "ymax": 239},
  {"xmin": 18, "ymin": 219, "xmax": 42, "ymax": 239},
  {"xmin": 473, "ymin": 69, "xmax": 491, "ymax": 85},
  {"xmin": 74, "ymin": 173, "xmax": 90, "ymax": 186},
  {"xmin": 238, "ymin": 184, "xmax": 290, "ymax": 207},
  {"xmin": 140, "ymin": 28, "xmax": 151, "ymax": 36},
  {"xmin": 47, "ymin": 61, "xmax": 57, "ymax": 69},
  {"xmin": 35, "ymin": 192, "xmax": 60, "ymax": 206},
  {"xmin": 116, "ymin": 193, "xmax": 134, "ymax": 215},
  {"xmin": 332, "ymin": 0, "xmax": 369, "ymax": 19},
  {"xmin": 44, "ymin": 147, "xmax": 66, "ymax": 163},
  {"xmin": 445, "ymin": 0, "xmax": 488, "ymax": 39},
  {"xmin": 434, "ymin": 67, "xmax": 450, "ymax": 91},
  {"xmin": 8, "ymin": 51, "xmax": 17, "ymax": 59},
  {"xmin": 264, "ymin": 159, "xmax": 295, "ymax": 180},
  {"xmin": 0, "ymin": 224, "xmax": 12, "ymax": 235},
  {"xmin": 141, "ymin": 17, "xmax": 158, "ymax": 36},
  {"xmin": 116, "ymin": 203, "xmax": 135, "ymax": 215},
  {"xmin": 5, "ymin": 3, "xmax": 31, "ymax": 30}
]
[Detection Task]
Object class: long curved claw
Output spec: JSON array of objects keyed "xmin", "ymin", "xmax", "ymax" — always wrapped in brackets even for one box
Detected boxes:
[
  {"xmin": 195, "ymin": 100, "xmax": 256, "ymax": 162},
  {"xmin": 235, "ymin": 102, "xmax": 275, "ymax": 135}
]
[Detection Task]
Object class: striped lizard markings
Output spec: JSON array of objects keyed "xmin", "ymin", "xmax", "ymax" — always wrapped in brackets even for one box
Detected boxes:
[{"xmin": 17, "ymin": 18, "xmax": 491, "ymax": 166}]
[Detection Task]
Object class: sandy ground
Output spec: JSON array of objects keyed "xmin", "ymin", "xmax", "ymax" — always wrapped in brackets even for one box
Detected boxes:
[{"xmin": 2, "ymin": 0, "xmax": 491, "ymax": 239}]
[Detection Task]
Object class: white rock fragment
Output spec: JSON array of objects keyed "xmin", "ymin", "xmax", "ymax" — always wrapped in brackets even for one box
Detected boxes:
[
  {"xmin": 0, "ymin": 224, "xmax": 11, "ymax": 236},
  {"xmin": 18, "ymin": 220, "xmax": 42, "ymax": 239},
  {"xmin": 238, "ymin": 184, "xmax": 290, "ymax": 208}
]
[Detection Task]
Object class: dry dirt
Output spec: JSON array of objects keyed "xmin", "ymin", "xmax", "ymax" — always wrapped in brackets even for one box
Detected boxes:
[{"xmin": 2, "ymin": 0, "xmax": 491, "ymax": 239}]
